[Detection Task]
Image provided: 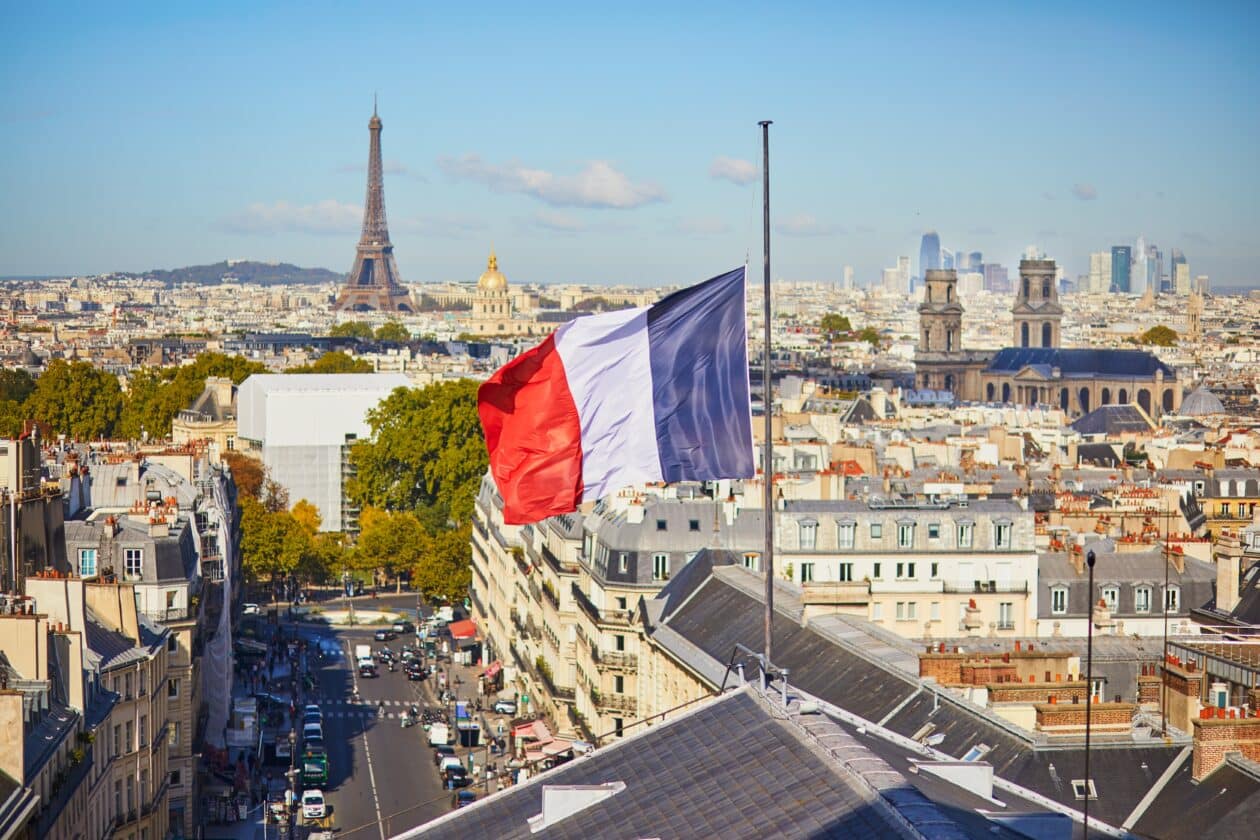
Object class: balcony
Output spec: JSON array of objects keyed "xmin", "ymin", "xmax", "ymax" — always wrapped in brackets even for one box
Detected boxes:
[
  {"xmin": 940, "ymin": 581, "xmax": 1030, "ymax": 595},
  {"xmin": 596, "ymin": 692, "xmax": 637, "ymax": 714},
  {"xmin": 538, "ymin": 662, "xmax": 576, "ymax": 702},
  {"xmin": 571, "ymin": 583, "xmax": 634, "ymax": 627},
  {"xmin": 592, "ymin": 648, "xmax": 638, "ymax": 672},
  {"xmin": 540, "ymin": 579, "xmax": 559, "ymax": 609},
  {"xmin": 143, "ymin": 604, "xmax": 193, "ymax": 623},
  {"xmin": 541, "ymin": 544, "xmax": 579, "ymax": 575},
  {"xmin": 36, "ymin": 746, "xmax": 95, "ymax": 836},
  {"xmin": 468, "ymin": 586, "xmax": 487, "ymax": 620}
]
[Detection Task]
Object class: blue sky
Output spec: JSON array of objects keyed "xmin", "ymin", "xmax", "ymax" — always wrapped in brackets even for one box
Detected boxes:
[{"xmin": 2, "ymin": 1, "xmax": 1257, "ymax": 287}]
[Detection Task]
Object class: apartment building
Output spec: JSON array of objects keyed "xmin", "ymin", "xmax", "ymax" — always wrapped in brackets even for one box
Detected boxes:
[{"xmin": 778, "ymin": 497, "xmax": 1040, "ymax": 638}]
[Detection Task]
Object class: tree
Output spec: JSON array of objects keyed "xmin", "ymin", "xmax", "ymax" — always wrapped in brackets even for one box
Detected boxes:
[
  {"xmin": 291, "ymin": 499, "xmax": 322, "ymax": 535},
  {"xmin": 288, "ymin": 351, "xmax": 373, "ymax": 374},
  {"xmin": 375, "ymin": 322, "xmax": 411, "ymax": 343},
  {"xmin": 223, "ymin": 452, "xmax": 265, "ymax": 499},
  {"xmin": 573, "ymin": 296, "xmax": 614, "ymax": 312},
  {"xmin": 819, "ymin": 313, "xmax": 853, "ymax": 342},
  {"xmin": 0, "ymin": 401, "xmax": 23, "ymax": 437},
  {"xmin": 239, "ymin": 495, "xmax": 296, "ymax": 588},
  {"xmin": 411, "ymin": 524, "xmax": 472, "ymax": 602},
  {"xmin": 347, "ymin": 380, "xmax": 487, "ymax": 525},
  {"xmin": 117, "ymin": 352, "xmax": 266, "ymax": 440},
  {"xmin": 261, "ymin": 475, "xmax": 290, "ymax": 513},
  {"xmin": 1138, "ymin": 325, "xmax": 1178, "ymax": 347},
  {"xmin": 0, "ymin": 368, "xmax": 35, "ymax": 404},
  {"xmin": 25, "ymin": 359, "xmax": 123, "ymax": 439},
  {"xmin": 858, "ymin": 326, "xmax": 882, "ymax": 347},
  {"xmin": 355, "ymin": 507, "xmax": 427, "ymax": 588},
  {"xmin": 329, "ymin": 321, "xmax": 374, "ymax": 340}
]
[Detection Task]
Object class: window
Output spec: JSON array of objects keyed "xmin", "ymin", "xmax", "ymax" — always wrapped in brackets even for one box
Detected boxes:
[
  {"xmin": 742, "ymin": 553, "xmax": 759, "ymax": 572},
  {"xmin": 78, "ymin": 548, "xmax": 97, "ymax": 578},
  {"xmin": 655, "ymin": 519, "xmax": 666, "ymax": 532},
  {"xmin": 1221, "ymin": 503, "xmax": 1231, "ymax": 518},
  {"xmin": 871, "ymin": 603, "xmax": 883, "ymax": 621},
  {"xmin": 993, "ymin": 522, "xmax": 1012, "ymax": 549},
  {"xmin": 124, "ymin": 674, "xmax": 132, "ymax": 700},
  {"xmin": 838, "ymin": 563, "xmax": 854, "ymax": 582},
  {"xmin": 837, "ymin": 523, "xmax": 855, "ymax": 549},
  {"xmin": 897, "ymin": 562, "xmax": 916, "ymax": 580},
  {"xmin": 617, "ymin": 553, "xmax": 628, "ymax": 574},
  {"xmin": 962, "ymin": 743, "xmax": 992, "ymax": 762},
  {"xmin": 872, "ymin": 562, "xmax": 882, "ymax": 579},
  {"xmin": 171, "ymin": 722, "xmax": 180, "ymax": 747},
  {"xmin": 998, "ymin": 602, "xmax": 1014, "ymax": 629},
  {"xmin": 1051, "ymin": 587, "xmax": 1068, "ymax": 615},
  {"xmin": 613, "ymin": 717, "xmax": 624, "ymax": 738},
  {"xmin": 226, "ymin": 436, "xmax": 235, "ymax": 451},
  {"xmin": 1135, "ymin": 586, "xmax": 1152, "ymax": 613},
  {"xmin": 1165, "ymin": 585, "xmax": 1181, "ymax": 613},
  {"xmin": 896, "ymin": 602, "xmax": 906, "ymax": 620},
  {"xmin": 113, "ymin": 725, "xmax": 121, "ymax": 756},
  {"xmin": 613, "ymin": 675, "xmax": 624, "ymax": 694},
  {"xmin": 167, "ymin": 635, "xmax": 176, "ymax": 652},
  {"xmin": 930, "ymin": 602, "xmax": 941, "ymax": 621},
  {"xmin": 1071, "ymin": 779, "xmax": 1098, "ymax": 801},
  {"xmin": 125, "ymin": 721, "xmax": 133, "ymax": 753},
  {"xmin": 1101, "ymin": 586, "xmax": 1119, "ymax": 612},
  {"xmin": 688, "ymin": 519, "xmax": 700, "ymax": 532},
  {"xmin": 870, "ymin": 523, "xmax": 883, "ymax": 539},
  {"xmin": 896, "ymin": 602, "xmax": 917, "ymax": 621},
  {"xmin": 139, "ymin": 715, "xmax": 148, "ymax": 747},
  {"xmin": 616, "ymin": 596, "xmax": 628, "ymax": 611},
  {"xmin": 124, "ymin": 548, "xmax": 143, "ymax": 580},
  {"xmin": 799, "ymin": 521, "xmax": 818, "ymax": 550},
  {"xmin": 139, "ymin": 671, "xmax": 147, "ymax": 696},
  {"xmin": 930, "ymin": 562, "xmax": 939, "ymax": 579},
  {"xmin": 652, "ymin": 554, "xmax": 670, "ymax": 581},
  {"xmin": 907, "ymin": 602, "xmax": 918, "ymax": 619},
  {"xmin": 614, "ymin": 634, "xmax": 625, "ymax": 652},
  {"xmin": 957, "ymin": 523, "xmax": 974, "ymax": 548},
  {"xmin": 800, "ymin": 562, "xmax": 815, "ymax": 583},
  {"xmin": 897, "ymin": 523, "xmax": 915, "ymax": 549},
  {"xmin": 928, "ymin": 523, "xmax": 940, "ymax": 540},
  {"xmin": 170, "ymin": 770, "xmax": 181, "ymax": 787},
  {"xmin": 168, "ymin": 679, "xmax": 178, "ymax": 698}
]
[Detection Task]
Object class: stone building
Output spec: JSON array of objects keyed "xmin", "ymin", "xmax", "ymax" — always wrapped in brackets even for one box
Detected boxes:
[
  {"xmin": 170, "ymin": 376, "xmax": 238, "ymax": 459},
  {"xmin": 915, "ymin": 259, "xmax": 1182, "ymax": 418}
]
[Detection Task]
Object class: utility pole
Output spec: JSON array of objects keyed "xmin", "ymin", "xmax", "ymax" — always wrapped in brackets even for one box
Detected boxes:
[{"xmin": 759, "ymin": 119, "xmax": 774, "ymax": 671}]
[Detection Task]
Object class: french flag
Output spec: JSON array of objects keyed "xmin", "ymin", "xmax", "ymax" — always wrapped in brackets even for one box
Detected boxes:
[{"xmin": 478, "ymin": 267, "xmax": 754, "ymax": 525}]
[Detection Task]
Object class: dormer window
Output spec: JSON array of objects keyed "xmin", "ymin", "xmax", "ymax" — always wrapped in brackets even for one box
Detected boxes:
[{"xmin": 799, "ymin": 520, "xmax": 818, "ymax": 550}]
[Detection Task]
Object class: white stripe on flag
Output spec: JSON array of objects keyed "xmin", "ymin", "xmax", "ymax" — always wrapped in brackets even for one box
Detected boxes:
[{"xmin": 553, "ymin": 306, "xmax": 663, "ymax": 501}]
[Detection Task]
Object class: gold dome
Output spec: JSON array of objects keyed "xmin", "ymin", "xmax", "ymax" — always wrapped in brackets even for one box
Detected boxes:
[{"xmin": 477, "ymin": 251, "xmax": 508, "ymax": 293}]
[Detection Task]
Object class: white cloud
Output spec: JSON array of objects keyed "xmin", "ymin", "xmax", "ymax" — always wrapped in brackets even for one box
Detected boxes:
[
  {"xmin": 775, "ymin": 214, "xmax": 844, "ymax": 237},
  {"xmin": 530, "ymin": 210, "xmax": 589, "ymax": 233},
  {"xmin": 218, "ymin": 200, "xmax": 362, "ymax": 236},
  {"xmin": 672, "ymin": 216, "xmax": 731, "ymax": 236},
  {"xmin": 437, "ymin": 154, "xmax": 667, "ymax": 209},
  {"xmin": 1072, "ymin": 183, "xmax": 1098, "ymax": 201},
  {"xmin": 708, "ymin": 156, "xmax": 757, "ymax": 186}
]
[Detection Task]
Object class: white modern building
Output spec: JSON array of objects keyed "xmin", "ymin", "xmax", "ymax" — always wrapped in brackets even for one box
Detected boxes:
[{"xmin": 236, "ymin": 373, "xmax": 410, "ymax": 530}]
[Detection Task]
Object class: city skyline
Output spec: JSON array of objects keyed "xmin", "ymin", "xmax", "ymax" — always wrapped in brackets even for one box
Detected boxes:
[{"xmin": 1, "ymin": 2, "xmax": 1257, "ymax": 287}]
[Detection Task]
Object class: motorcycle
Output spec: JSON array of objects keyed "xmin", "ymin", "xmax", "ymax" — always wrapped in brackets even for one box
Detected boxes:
[{"xmin": 400, "ymin": 712, "xmax": 416, "ymax": 729}]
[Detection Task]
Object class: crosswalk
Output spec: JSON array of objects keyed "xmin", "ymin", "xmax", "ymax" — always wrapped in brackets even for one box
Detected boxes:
[{"xmin": 309, "ymin": 698, "xmax": 427, "ymax": 720}]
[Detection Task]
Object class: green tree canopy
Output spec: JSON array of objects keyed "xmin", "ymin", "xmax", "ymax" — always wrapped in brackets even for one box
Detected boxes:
[
  {"xmin": 0, "ymin": 368, "xmax": 35, "ymax": 404},
  {"xmin": 858, "ymin": 326, "xmax": 882, "ymax": 347},
  {"xmin": 355, "ymin": 506, "xmax": 427, "ymax": 585},
  {"xmin": 347, "ymin": 379, "xmax": 487, "ymax": 525},
  {"xmin": 375, "ymin": 322, "xmax": 411, "ymax": 343},
  {"xmin": 239, "ymin": 495, "xmax": 297, "ymax": 585},
  {"xmin": 288, "ymin": 351, "xmax": 373, "ymax": 374},
  {"xmin": 411, "ymin": 524, "xmax": 472, "ymax": 602},
  {"xmin": 25, "ymin": 359, "xmax": 123, "ymax": 439},
  {"xmin": 1138, "ymin": 325, "xmax": 1178, "ymax": 347},
  {"xmin": 329, "ymin": 321, "xmax": 374, "ymax": 340},
  {"xmin": 819, "ymin": 313, "xmax": 853, "ymax": 342},
  {"xmin": 117, "ymin": 352, "xmax": 266, "ymax": 440}
]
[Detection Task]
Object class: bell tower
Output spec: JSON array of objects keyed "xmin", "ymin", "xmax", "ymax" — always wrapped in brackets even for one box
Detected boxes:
[{"xmin": 1011, "ymin": 258, "xmax": 1063, "ymax": 348}]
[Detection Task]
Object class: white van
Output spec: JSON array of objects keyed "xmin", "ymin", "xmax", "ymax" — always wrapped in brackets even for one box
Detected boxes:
[{"xmin": 302, "ymin": 789, "xmax": 326, "ymax": 820}]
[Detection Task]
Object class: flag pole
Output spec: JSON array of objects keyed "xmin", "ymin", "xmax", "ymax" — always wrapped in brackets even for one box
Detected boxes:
[{"xmin": 759, "ymin": 119, "xmax": 774, "ymax": 669}]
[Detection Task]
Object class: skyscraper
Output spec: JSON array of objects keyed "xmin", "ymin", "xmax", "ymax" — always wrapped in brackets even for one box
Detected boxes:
[
  {"xmin": 1132, "ymin": 236, "xmax": 1148, "ymax": 296},
  {"xmin": 1088, "ymin": 252, "xmax": 1112, "ymax": 294},
  {"xmin": 1111, "ymin": 246, "xmax": 1132, "ymax": 294},
  {"xmin": 919, "ymin": 231, "xmax": 941, "ymax": 279},
  {"xmin": 941, "ymin": 248, "xmax": 955, "ymax": 271},
  {"xmin": 333, "ymin": 104, "xmax": 416, "ymax": 312},
  {"xmin": 842, "ymin": 265, "xmax": 854, "ymax": 290},
  {"xmin": 1171, "ymin": 249, "xmax": 1189, "ymax": 294},
  {"xmin": 898, "ymin": 256, "xmax": 912, "ymax": 294}
]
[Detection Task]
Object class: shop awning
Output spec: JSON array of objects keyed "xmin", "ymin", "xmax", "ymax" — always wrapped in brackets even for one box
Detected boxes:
[
  {"xmin": 483, "ymin": 661, "xmax": 502, "ymax": 679},
  {"xmin": 448, "ymin": 618, "xmax": 477, "ymax": 639}
]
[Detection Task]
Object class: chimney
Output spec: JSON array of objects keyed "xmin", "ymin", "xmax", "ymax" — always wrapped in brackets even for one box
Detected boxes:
[
  {"xmin": 1092, "ymin": 598, "xmax": 1115, "ymax": 632},
  {"xmin": 1214, "ymin": 531, "xmax": 1243, "ymax": 614},
  {"xmin": 1192, "ymin": 711, "xmax": 1260, "ymax": 780}
]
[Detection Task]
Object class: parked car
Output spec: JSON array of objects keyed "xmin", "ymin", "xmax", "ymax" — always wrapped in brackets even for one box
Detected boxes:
[
  {"xmin": 452, "ymin": 790, "xmax": 477, "ymax": 809},
  {"xmin": 433, "ymin": 745, "xmax": 456, "ymax": 766},
  {"xmin": 304, "ymin": 704, "xmax": 323, "ymax": 719},
  {"xmin": 303, "ymin": 722, "xmax": 324, "ymax": 743},
  {"xmin": 392, "ymin": 620, "xmax": 415, "ymax": 634},
  {"xmin": 438, "ymin": 755, "xmax": 463, "ymax": 774},
  {"xmin": 358, "ymin": 661, "xmax": 378, "ymax": 678},
  {"xmin": 443, "ymin": 766, "xmax": 471, "ymax": 789},
  {"xmin": 374, "ymin": 629, "xmax": 396, "ymax": 641},
  {"xmin": 243, "ymin": 603, "xmax": 261, "ymax": 615},
  {"xmin": 492, "ymin": 699, "xmax": 517, "ymax": 716},
  {"xmin": 302, "ymin": 789, "xmax": 326, "ymax": 820}
]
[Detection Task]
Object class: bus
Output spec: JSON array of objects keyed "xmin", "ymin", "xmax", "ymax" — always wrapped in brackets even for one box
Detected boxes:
[{"xmin": 302, "ymin": 747, "xmax": 329, "ymax": 787}]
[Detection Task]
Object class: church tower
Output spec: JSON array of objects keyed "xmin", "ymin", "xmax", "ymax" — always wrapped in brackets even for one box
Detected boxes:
[
  {"xmin": 915, "ymin": 268, "xmax": 968, "ymax": 393},
  {"xmin": 1011, "ymin": 258, "xmax": 1063, "ymax": 348}
]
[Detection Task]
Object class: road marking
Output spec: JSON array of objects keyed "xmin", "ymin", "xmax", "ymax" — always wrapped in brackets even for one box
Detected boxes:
[{"xmin": 347, "ymin": 641, "xmax": 387, "ymax": 840}]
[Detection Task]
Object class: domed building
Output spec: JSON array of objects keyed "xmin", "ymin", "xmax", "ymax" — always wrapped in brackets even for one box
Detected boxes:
[
  {"xmin": 462, "ymin": 250, "xmax": 565, "ymax": 337},
  {"xmin": 472, "ymin": 251, "xmax": 511, "ymax": 324},
  {"xmin": 1177, "ymin": 386, "xmax": 1225, "ymax": 418}
]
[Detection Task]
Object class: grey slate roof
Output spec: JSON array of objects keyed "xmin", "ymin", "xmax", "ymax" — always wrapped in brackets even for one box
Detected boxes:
[
  {"xmin": 1132, "ymin": 753, "xmax": 1260, "ymax": 840},
  {"xmin": 985, "ymin": 347, "xmax": 1174, "ymax": 378},
  {"xmin": 1177, "ymin": 386, "xmax": 1225, "ymax": 417},
  {"xmin": 399, "ymin": 688, "xmax": 957, "ymax": 840},
  {"xmin": 1070, "ymin": 404, "xmax": 1155, "ymax": 436}
]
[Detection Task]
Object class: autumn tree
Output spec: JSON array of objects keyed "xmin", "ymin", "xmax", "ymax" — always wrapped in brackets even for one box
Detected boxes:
[
  {"xmin": 347, "ymin": 379, "xmax": 487, "ymax": 525},
  {"xmin": 25, "ymin": 359, "xmax": 123, "ymax": 439},
  {"xmin": 818, "ymin": 313, "xmax": 853, "ymax": 342},
  {"xmin": 374, "ymin": 322, "xmax": 411, "ymax": 343},
  {"xmin": 239, "ymin": 495, "xmax": 297, "ymax": 590},
  {"xmin": 329, "ymin": 321, "xmax": 374, "ymax": 340},
  {"xmin": 858, "ymin": 326, "xmax": 882, "ymax": 347},
  {"xmin": 223, "ymin": 452, "xmax": 265, "ymax": 499},
  {"xmin": 0, "ymin": 368, "xmax": 35, "ymax": 404},
  {"xmin": 1138, "ymin": 325, "xmax": 1178, "ymax": 347},
  {"xmin": 291, "ymin": 499, "xmax": 322, "ymax": 535}
]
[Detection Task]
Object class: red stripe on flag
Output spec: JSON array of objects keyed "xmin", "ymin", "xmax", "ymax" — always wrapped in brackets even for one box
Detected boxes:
[{"xmin": 477, "ymin": 334, "xmax": 584, "ymax": 525}]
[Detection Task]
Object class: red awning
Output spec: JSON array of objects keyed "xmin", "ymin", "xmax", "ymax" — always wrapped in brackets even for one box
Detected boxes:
[
  {"xmin": 483, "ymin": 661, "xmax": 502, "ymax": 679},
  {"xmin": 448, "ymin": 618, "xmax": 477, "ymax": 639}
]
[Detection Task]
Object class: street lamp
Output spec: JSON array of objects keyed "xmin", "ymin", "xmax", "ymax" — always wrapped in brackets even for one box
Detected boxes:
[
  {"xmin": 287, "ymin": 728, "xmax": 297, "ymax": 836},
  {"xmin": 1083, "ymin": 549, "xmax": 1096, "ymax": 839}
]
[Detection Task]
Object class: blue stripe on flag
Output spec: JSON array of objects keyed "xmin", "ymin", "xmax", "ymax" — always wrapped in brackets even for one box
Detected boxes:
[{"xmin": 645, "ymin": 267, "xmax": 754, "ymax": 483}]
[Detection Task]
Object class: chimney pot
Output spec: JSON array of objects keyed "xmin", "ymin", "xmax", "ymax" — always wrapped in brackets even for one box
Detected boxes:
[
  {"xmin": 939, "ymin": 642, "xmax": 946, "ymax": 653},
  {"xmin": 1028, "ymin": 643, "xmax": 1034, "ymax": 651},
  {"xmin": 1015, "ymin": 640, "xmax": 1022, "ymax": 652}
]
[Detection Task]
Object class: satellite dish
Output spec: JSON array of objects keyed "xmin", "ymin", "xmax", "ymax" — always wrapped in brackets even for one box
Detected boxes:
[{"xmin": 925, "ymin": 733, "xmax": 946, "ymax": 747}]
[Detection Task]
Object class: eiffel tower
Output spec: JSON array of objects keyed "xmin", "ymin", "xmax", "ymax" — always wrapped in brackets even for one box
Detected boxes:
[{"xmin": 333, "ymin": 103, "xmax": 416, "ymax": 312}]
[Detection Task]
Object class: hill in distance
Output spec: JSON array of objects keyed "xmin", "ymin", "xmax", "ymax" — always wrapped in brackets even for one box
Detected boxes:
[{"xmin": 134, "ymin": 260, "xmax": 344, "ymax": 287}]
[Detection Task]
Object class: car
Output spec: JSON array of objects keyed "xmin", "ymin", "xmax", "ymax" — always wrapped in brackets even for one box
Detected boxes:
[
  {"xmin": 303, "ymin": 722, "xmax": 324, "ymax": 742},
  {"xmin": 406, "ymin": 667, "xmax": 426, "ymax": 681},
  {"xmin": 358, "ymin": 662, "xmax": 378, "ymax": 678},
  {"xmin": 392, "ymin": 620, "xmax": 415, "ymax": 634},
  {"xmin": 452, "ymin": 790, "xmax": 477, "ymax": 809},
  {"xmin": 304, "ymin": 704, "xmax": 322, "ymax": 719},
  {"xmin": 267, "ymin": 788, "xmax": 287, "ymax": 820},
  {"xmin": 433, "ymin": 745, "xmax": 456, "ymax": 766},
  {"xmin": 304, "ymin": 735, "xmax": 325, "ymax": 752},
  {"xmin": 438, "ymin": 755, "xmax": 463, "ymax": 774},
  {"xmin": 443, "ymin": 766, "xmax": 471, "ymax": 789},
  {"xmin": 301, "ymin": 789, "xmax": 326, "ymax": 820},
  {"xmin": 376, "ymin": 647, "xmax": 395, "ymax": 662},
  {"xmin": 492, "ymin": 699, "xmax": 517, "ymax": 716},
  {"xmin": 374, "ymin": 629, "xmax": 396, "ymax": 641},
  {"xmin": 303, "ymin": 712, "xmax": 322, "ymax": 727},
  {"xmin": 242, "ymin": 603, "xmax": 261, "ymax": 615}
]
